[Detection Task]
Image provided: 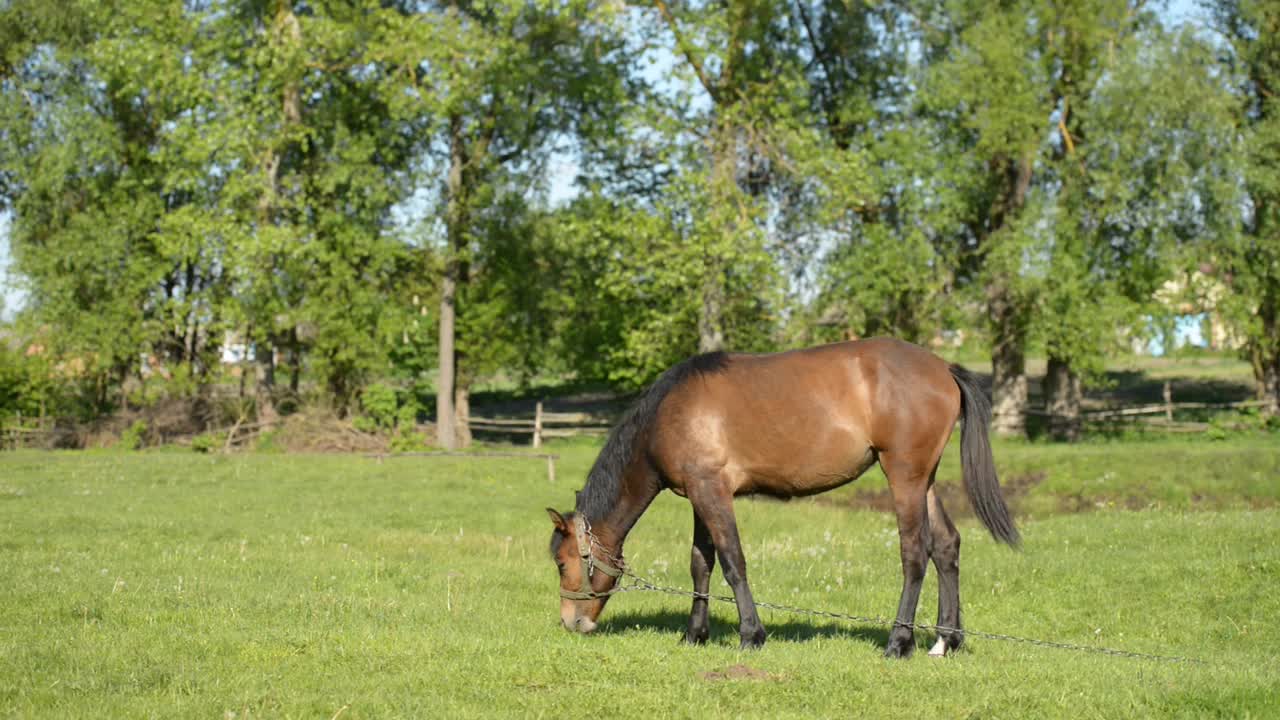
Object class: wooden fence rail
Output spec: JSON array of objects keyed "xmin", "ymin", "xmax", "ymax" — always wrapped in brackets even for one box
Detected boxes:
[
  {"xmin": 468, "ymin": 401, "xmax": 614, "ymax": 448},
  {"xmin": 2, "ymin": 387, "xmax": 1268, "ymax": 451},
  {"xmin": 1, "ymin": 416, "xmax": 56, "ymax": 451},
  {"xmin": 1022, "ymin": 382, "xmax": 1265, "ymax": 433}
]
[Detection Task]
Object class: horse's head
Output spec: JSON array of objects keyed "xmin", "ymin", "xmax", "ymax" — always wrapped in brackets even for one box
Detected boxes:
[{"xmin": 546, "ymin": 508, "xmax": 622, "ymax": 634}]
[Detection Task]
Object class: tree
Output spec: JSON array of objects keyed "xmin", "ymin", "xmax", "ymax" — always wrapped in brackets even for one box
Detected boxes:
[
  {"xmin": 647, "ymin": 1, "xmax": 809, "ymax": 353},
  {"xmin": 0, "ymin": 0, "xmax": 427, "ymax": 418},
  {"xmin": 0, "ymin": 0, "xmax": 207, "ymax": 411},
  {"xmin": 1211, "ymin": 0, "xmax": 1280, "ymax": 415},
  {"xmin": 918, "ymin": 0, "xmax": 1231, "ymax": 439},
  {"xmin": 917, "ymin": 0, "xmax": 1059, "ymax": 436},
  {"xmin": 402, "ymin": 0, "xmax": 630, "ymax": 447},
  {"xmin": 796, "ymin": 0, "xmax": 955, "ymax": 345},
  {"xmin": 212, "ymin": 1, "xmax": 424, "ymax": 415},
  {"xmin": 1035, "ymin": 20, "xmax": 1240, "ymax": 438}
]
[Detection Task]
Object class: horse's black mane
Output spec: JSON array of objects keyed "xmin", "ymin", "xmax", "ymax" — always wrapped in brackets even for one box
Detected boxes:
[{"xmin": 574, "ymin": 351, "xmax": 730, "ymax": 523}]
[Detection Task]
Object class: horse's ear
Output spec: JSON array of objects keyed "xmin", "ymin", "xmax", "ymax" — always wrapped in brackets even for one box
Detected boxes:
[{"xmin": 546, "ymin": 508, "xmax": 568, "ymax": 531}]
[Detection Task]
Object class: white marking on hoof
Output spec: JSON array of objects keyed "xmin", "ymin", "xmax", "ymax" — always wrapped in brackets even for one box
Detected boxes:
[{"xmin": 929, "ymin": 638, "xmax": 948, "ymax": 657}]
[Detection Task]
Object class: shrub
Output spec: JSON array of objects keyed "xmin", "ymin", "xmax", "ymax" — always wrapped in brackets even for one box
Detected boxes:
[
  {"xmin": 119, "ymin": 420, "xmax": 148, "ymax": 450},
  {"xmin": 191, "ymin": 431, "xmax": 225, "ymax": 453},
  {"xmin": 360, "ymin": 383, "xmax": 398, "ymax": 430}
]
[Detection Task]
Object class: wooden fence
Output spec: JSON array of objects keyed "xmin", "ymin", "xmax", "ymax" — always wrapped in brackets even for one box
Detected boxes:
[
  {"xmin": 1, "ymin": 415, "xmax": 57, "ymax": 450},
  {"xmin": 3, "ymin": 386, "xmax": 1268, "ymax": 451},
  {"xmin": 1025, "ymin": 382, "xmax": 1267, "ymax": 432},
  {"xmin": 2, "ymin": 423, "xmax": 46, "ymax": 450},
  {"xmin": 468, "ymin": 401, "xmax": 614, "ymax": 448}
]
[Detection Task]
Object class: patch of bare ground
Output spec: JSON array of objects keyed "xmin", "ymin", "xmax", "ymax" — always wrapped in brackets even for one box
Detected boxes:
[
  {"xmin": 815, "ymin": 471, "xmax": 1048, "ymax": 516},
  {"xmin": 697, "ymin": 664, "xmax": 782, "ymax": 682}
]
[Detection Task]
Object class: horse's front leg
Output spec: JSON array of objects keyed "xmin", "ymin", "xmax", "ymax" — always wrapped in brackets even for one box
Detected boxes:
[
  {"xmin": 683, "ymin": 510, "xmax": 716, "ymax": 645},
  {"xmin": 689, "ymin": 488, "xmax": 765, "ymax": 649}
]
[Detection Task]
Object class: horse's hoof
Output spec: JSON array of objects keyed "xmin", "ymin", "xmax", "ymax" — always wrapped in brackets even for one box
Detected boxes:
[
  {"xmin": 883, "ymin": 637, "xmax": 915, "ymax": 659},
  {"xmin": 928, "ymin": 637, "xmax": 948, "ymax": 657},
  {"xmin": 739, "ymin": 629, "xmax": 766, "ymax": 650},
  {"xmin": 682, "ymin": 631, "xmax": 708, "ymax": 646}
]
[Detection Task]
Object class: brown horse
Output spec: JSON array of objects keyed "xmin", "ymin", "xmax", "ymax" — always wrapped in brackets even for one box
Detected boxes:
[{"xmin": 546, "ymin": 337, "xmax": 1019, "ymax": 657}]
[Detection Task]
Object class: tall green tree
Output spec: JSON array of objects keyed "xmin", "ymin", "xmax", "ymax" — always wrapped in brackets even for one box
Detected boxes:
[
  {"xmin": 647, "ymin": 0, "xmax": 806, "ymax": 353},
  {"xmin": 1036, "ymin": 20, "xmax": 1240, "ymax": 438},
  {"xmin": 0, "ymin": 0, "xmax": 427, "ymax": 417},
  {"xmin": 918, "ymin": 0, "xmax": 1057, "ymax": 435},
  {"xmin": 0, "ymin": 0, "xmax": 207, "ymax": 410},
  {"xmin": 798, "ymin": 0, "xmax": 955, "ymax": 345},
  {"xmin": 919, "ymin": 0, "xmax": 1232, "ymax": 438},
  {"xmin": 401, "ymin": 0, "xmax": 629, "ymax": 447},
  {"xmin": 212, "ymin": 0, "xmax": 424, "ymax": 415},
  {"xmin": 1211, "ymin": 0, "xmax": 1280, "ymax": 415}
]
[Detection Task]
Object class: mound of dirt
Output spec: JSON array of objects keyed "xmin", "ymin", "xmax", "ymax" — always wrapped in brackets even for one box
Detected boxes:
[{"xmin": 273, "ymin": 410, "xmax": 416, "ymax": 453}]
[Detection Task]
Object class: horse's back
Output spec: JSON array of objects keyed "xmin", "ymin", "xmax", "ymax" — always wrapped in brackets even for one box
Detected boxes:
[{"xmin": 650, "ymin": 338, "xmax": 960, "ymax": 497}]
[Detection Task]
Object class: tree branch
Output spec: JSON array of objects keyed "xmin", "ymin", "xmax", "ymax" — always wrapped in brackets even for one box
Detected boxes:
[{"xmin": 652, "ymin": 0, "xmax": 718, "ymax": 102}]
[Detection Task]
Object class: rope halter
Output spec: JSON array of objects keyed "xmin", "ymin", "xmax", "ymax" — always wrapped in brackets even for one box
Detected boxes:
[{"xmin": 559, "ymin": 515, "xmax": 625, "ymax": 601}]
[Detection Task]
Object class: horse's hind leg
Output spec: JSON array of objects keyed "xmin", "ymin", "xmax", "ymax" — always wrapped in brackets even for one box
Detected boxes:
[
  {"xmin": 683, "ymin": 509, "xmax": 716, "ymax": 645},
  {"xmin": 687, "ymin": 481, "xmax": 766, "ymax": 649},
  {"xmin": 926, "ymin": 485, "xmax": 963, "ymax": 656},
  {"xmin": 880, "ymin": 452, "xmax": 932, "ymax": 659}
]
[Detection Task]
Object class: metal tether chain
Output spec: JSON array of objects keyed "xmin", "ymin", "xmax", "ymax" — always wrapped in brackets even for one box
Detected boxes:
[{"xmin": 587, "ymin": 534, "xmax": 1205, "ymax": 665}]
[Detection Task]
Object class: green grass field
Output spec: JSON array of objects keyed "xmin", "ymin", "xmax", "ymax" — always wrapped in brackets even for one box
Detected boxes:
[{"xmin": 2, "ymin": 439, "xmax": 1278, "ymax": 718}]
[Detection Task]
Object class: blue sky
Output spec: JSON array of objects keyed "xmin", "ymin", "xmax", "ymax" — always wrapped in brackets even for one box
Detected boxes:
[{"xmin": 0, "ymin": 0, "xmax": 1209, "ymax": 321}]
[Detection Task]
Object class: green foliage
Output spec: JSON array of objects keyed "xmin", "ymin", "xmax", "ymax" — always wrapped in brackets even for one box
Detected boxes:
[
  {"xmin": 189, "ymin": 431, "xmax": 223, "ymax": 454},
  {"xmin": 0, "ymin": 339, "xmax": 61, "ymax": 420},
  {"xmin": 552, "ymin": 183, "xmax": 782, "ymax": 389},
  {"xmin": 1207, "ymin": 0, "xmax": 1280, "ymax": 411},
  {"xmin": 118, "ymin": 420, "xmax": 147, "ymax": 451},
  {"xmin": 355, "ymin": 381, "xmax": 423, "ymax": 450},
  {"xmin": 910, "ymin": 1, "xmax": 1239, "ymax": 398},
  {"xmin": 359, "ymin": 383, "xmax": 399, "ymax": 431},
  {"xmin": 0, "ymin": 0, "xmax": 434, "ymax": 414},
  {"xmin": 0, "ymin": 0, "xmax": 1273, "ymax": 428}
]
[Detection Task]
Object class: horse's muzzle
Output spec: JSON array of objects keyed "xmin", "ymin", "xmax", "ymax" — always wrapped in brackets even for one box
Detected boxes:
[{"xmin": 561, "ymin": 615, "xmax": 598, "ymax": 634}]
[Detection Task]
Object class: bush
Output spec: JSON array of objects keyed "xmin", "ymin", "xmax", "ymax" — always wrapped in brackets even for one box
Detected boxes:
[
  {"xmin": 361, "ymin": 383, "xmax": 398, "ymax": 430},
  {"xmin": 119, "ymin": 420, "xmax": 148, "ymax": 450},
  {"xmin": 355, "ymin": 384, "xmax": 423, "ymax": 450},
  {"xmin": 0, "ymin": 342, "xmax": 63, "ymax": 420},
  {"xmin": 191, "ymin": 431, "xmax": 225, "ymax": 453}
]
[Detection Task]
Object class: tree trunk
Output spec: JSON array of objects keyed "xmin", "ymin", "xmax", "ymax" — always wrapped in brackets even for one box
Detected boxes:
[
  {"xmin": 1259, "ymin": 355, "xmax": 1280, "ymax": 417},
  {"xmin": 437, "ymin": 113, "xmax": 466, "ymax": 450},
  {"xmin": 437, "ymin": 264, "xmax": 458, "ymax": 449},
  {"xmin": 250, "ymin": 1, "xmax": 299, "ymax": 429},
  {"xmin": 1252, "ymin": 304, "xmax": 1280, "ymax": 417},
  {"xmin": 988, "ymin": 284, "xmax": 1028, "ymax": 437},
  {"xmin": 1043, "ymin": 356, "xmax": 1082, "ymax": 442},
  {"xmin": 699, "ymin": 122, "xmax": 736, "ymax": 354},
  {"xmin": 288, "ymin": 349, "xmax": 301, "ymax": 397},
  {"xmin": 256, "ymin": 342, "xmax": 278, "ymax": 425},
  {"xmin": 455, "ymin": 383, "xmax": 472, "ymax": 446},
  {"xmin": 699, "ymin": 270, "xmax": 725, "ymax": 353}
]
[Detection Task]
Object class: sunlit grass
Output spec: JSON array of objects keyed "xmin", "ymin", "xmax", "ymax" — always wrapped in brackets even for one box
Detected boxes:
[{"xmin": 1, "ymin": 446, "xmax": 1276, "ymax": 718}]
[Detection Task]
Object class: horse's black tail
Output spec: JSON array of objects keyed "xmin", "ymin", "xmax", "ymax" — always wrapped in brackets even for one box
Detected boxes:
[{"xmin": 949, "ymin": 365, "xmax": 1021, "ymax": 548}]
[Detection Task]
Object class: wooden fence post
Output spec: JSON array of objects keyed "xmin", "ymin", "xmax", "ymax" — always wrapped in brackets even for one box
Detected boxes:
[
  {"xmin": 533, "ymin": 401, "xmax": 543, "ymax": 449},
  {"xmin": 1163, "ymin": 382, "xmax": 1173, "ymax": 423},
  {"xmin": 546, "ymin": 455, "xmax": 555, "ymax": 483}
]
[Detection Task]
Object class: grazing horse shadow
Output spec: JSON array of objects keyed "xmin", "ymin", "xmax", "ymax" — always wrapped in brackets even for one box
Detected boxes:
[{"xmin": 596, "ymin": 609, "xmax": 893, "ymax": 648}]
